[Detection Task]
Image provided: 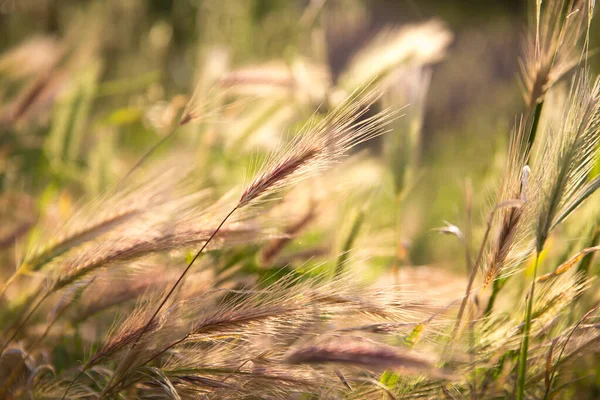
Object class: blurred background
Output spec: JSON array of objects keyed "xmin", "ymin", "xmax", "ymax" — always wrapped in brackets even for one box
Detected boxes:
[{"xmin": 1, "ymin": 0, "xmax": 598, "ymax": 271}]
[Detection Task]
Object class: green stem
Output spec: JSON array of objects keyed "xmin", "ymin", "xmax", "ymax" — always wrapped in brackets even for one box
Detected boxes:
[
  {"xmin": 484, "ymin": 277, "xmax": 507, "ymax": 316},
  {"xmin": 448, "ymin": 214, "xmax": 495, "ymax": 349},
  {"xmin": 392, "ymin": 192, "xmax": 404, "ymax": 282},
  {"xmin": 526, "ymin": 100, "xmax": 544, "ymax": 159},
  {"xmin": 336, "ymin": 208, "xmax": 365, "ymax": 276},
  {"xmin": 577, "ymin": 226, "xmax": 600, "ymax": 276},
  {"xmin": 116, "ymin": 122, "xmax": 179, "ymax": 189},
  {"xmin": 517, "ymin": 252, "xmax": 540, "ymax": 400}
]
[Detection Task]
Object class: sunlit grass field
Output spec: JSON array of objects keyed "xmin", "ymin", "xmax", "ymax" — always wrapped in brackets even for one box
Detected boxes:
[{"xmin": 1, "ymin": 0, "xmax": 600, "ymax": 398}]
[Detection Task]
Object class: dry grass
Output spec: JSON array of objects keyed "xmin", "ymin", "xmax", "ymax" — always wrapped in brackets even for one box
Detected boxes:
[{"xmin": 1, "ymin": 0, "xmax": 600, "ymax": 399}]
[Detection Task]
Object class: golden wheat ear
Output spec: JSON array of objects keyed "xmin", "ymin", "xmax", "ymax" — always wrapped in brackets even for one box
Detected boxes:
[
  {"xmin": 99, "ymin": 85, "xmax": 398, "ymax": 396},
  {"xmin": 534, "ymin": 72, "xmax": 600, "ymax": 252},
  {"xmin": 285, "ymin": 336, "xmax": 450, "ymax": 379},
  {"xmin": 238, "ymin": 86, "xmax": 397, "ymax": 208},
  {"xmin": 519, "ymin": 0, "xmax": 595, "ymax": 154},
  {"xmin": 520, "ymin": 0, "xmax": 594, "ymax": 109}
]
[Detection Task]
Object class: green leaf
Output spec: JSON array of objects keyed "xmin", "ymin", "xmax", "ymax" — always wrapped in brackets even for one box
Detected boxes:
[{"xmin": 552, "ymin": 175, "xmax": 600, "ymax": 230}]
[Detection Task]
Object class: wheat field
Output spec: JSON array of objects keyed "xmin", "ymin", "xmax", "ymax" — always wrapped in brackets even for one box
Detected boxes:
[{"xmin": 1, "ymin": 0, "xmax": 600, "ymax": 399}]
